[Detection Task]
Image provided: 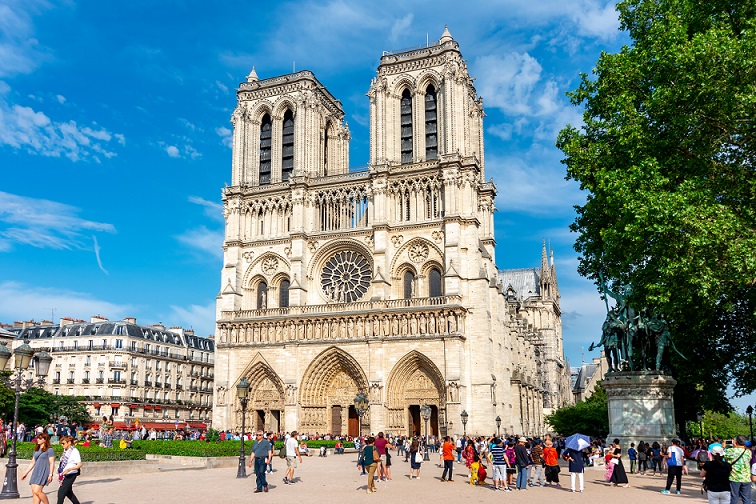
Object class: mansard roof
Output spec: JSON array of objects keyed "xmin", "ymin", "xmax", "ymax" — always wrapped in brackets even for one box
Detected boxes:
[
  {"xmin": 10, "ymin": 320, "xmax": 213, "ymax": 351},
  {"xmin": 497, "ymin": 268, "xmax": 541, "ymax": 301}
]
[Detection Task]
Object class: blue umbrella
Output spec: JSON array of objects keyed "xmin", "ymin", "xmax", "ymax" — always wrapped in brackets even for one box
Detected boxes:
[{"xmin": 564, "ymin": 433, "xmax": 591, "ymax": 451}]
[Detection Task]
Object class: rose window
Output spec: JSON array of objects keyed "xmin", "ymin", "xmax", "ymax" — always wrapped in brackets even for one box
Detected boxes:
[{"xmin": 321, "ymin": 250, "xmax": 371, "ymax": 303}]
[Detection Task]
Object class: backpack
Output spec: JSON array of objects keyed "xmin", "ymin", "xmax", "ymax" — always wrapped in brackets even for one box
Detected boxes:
[
  {"xmin": 362, "ymin": 446, "xmax": 374, "ymax": 466},
  {"xmin": 697, "ymin": 450, "xmax": 709, "ymax": 463}
]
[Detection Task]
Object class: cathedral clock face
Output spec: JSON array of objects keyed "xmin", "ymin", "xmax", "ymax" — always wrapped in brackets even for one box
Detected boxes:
[{"xmin": 321, "ymin": 250, "xmax": 371, "ymax": 303}]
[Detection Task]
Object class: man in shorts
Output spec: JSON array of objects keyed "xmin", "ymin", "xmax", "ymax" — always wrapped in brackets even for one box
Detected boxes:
[{"xmin": 283, "ymin": 431, "xmax": 302, "ymax": 485}]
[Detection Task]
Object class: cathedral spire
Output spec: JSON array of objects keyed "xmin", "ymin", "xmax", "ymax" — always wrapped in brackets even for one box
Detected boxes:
[
  {"xmin": 541, "ymin": 239, "xmax": 549, "ymax": 275},
  {"xmin": 246, "ymin": 66, "xmax": 259, "ymax": 82},
  {"xmin": 440, "ymin": 25, "xmax": 453, "ymax": 44}
]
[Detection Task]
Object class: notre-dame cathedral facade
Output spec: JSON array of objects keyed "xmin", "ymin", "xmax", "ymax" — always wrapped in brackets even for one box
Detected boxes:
[{"xmin": 213, "ymin": 27, "xmax": 571, "ymax": 437}]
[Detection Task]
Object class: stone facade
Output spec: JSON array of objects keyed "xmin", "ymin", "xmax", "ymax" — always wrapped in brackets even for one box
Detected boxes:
[
  {"xmin": 9, "ymin": 317, "xmax": 214, "ymax": 426},
  {"xmin": 214, "ymin": 28, "xmax": 570, "ymax": 437}
]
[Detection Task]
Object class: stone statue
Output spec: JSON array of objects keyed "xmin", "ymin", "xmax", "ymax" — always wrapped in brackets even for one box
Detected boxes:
[{"xmin": 591, "ymin": 275, "xmax": 685, "ymax": 371}]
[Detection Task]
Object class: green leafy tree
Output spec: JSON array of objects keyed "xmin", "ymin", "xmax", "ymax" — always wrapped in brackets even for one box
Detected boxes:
[
  {"xmin": 51, "ymin": 395, "xmax": 91, "ymax": 426},
  {"xmin": 546, "ymin": 383, "xmax": 609, "ymax": 438},
  {"xmin": 686, "ymin": 410, "xmax": 751, "ymax": 440},
  {"xmin": 556, "ymin": 0, "xmax": 756, "ymax": 408}
]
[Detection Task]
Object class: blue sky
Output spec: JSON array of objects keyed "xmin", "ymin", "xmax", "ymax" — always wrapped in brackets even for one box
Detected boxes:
[{"xmin": 3, "ymin": 0, "xmax": 745, "ymax": 408}]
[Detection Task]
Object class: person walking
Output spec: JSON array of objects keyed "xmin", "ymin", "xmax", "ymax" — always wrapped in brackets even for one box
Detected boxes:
[
  {"xmin": 543, "ymin": 439, "xmax": 561, "ymax": 486},
  {"xmin": 530, "ymin": 439, "xmax": 545, "ymax": 486},
  {"xmin": 563, "ymin": 446, "xmax": 585, "ymax": 492},
  {"xmin": 440, "ymin": 436, "xmax": 455, "ymax": 482},
  {"xmin": 628, "ymin": 443, "xmax": 637, "ymax": 474},
  {"xmin": 701, "ymin": 445, "xmax": 732, "ymax": 504},
  {"xmin": 363, "ymin": 436, "xmax": 380, "ymax": 494},
  {"xmin": 56, "ymin": 436, "xmax": 82, "ymax": 504},
  {"xmin": 409, "ymin": 439, "xmax": 423, "ymax": 479},
  {"xmin": 609, "ymin": 438, "xmax": 630, "ymax": 487},
  {"xmin": 514, "ymin": 437, "xmax": 530, "ymax": 490},
  {"xmin": 660, "ymin": 438, "xmax": 685, "ymax": 494},
  {"xmin": 489, "ymin": 437, "xmax": 512, "ymax": 491},
  {"xmin": 22, "ymin": 433, "xmax": 55, "ymax": 504},
  {"xmin": 283, "ymin": 431, "xmax": 302, "ymax": 485},
  {"xmin": 725, "ymin": 435, "xmax": 752, "ymax": 504},
  {"xmin": 248, "ymin": 430, "xmax": 272, "ymax": 493}
]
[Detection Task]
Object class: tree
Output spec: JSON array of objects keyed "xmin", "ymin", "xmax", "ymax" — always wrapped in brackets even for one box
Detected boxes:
[
  {"xmin": 556, "ymin": 0, "xmax": 756, "ymax": 406},
  {"xmin": 546, "ymin": 383, "xmax": 609, "ymax": 438},
  {"xmin": 0, "ymin": 385, "xmax": 91, "ymax": 427},
  {"xmin": 686, "ymin": 410, "xmax": 750, "ymax": 440}
]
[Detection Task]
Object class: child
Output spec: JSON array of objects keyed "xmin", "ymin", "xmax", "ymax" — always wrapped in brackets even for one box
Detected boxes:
[{"xmin": 470, "ymin": 455, "xmax": 481, "ymax": 485}]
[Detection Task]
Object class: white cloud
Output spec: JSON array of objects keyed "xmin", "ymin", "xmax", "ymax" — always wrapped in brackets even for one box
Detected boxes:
[
  {"xmin": 475, "ymin": 52, "xmax": 543, "ymax": 116},
  {"xmin": 0, "ymin": 191, "xmax": 116, "ymax": 251},
  {"xmin": 185, "ymin": 144, "xmax": 201, "ymax": 159},
  {"xmin": 114, "ymin": 133, "xmax": 126, "ymax": 145},
  {"xmin": 55, "ymin": 94, "xmax": 65, "ymax": 104},
  {"xmin": 188, "ymin": 196, "xmax": 224, "ymax": 222},
  {"xmin": 0, "ymin": 281, "xmax": 133, "ymax": 324},
  {"xmin": 168, "ymin": 300, "xmax": 216, "ymax": 337},
  {"xmin": 572, "ymin": 1, "xmax": 620, "ymax": 41},
  {"xmin": 487, "ymin": 152, "xmax": 583, "ymax": 216},
  {"xmin": 178, "ymin": 118, "xmax": 199, "ymax": 131},
  {"xmin": 0, "ymin": 1, "xmax": 52, "ymax": 78},
  {"xmin": 215, "ymin": 126, "xmax": 232, "ymax": 148},
  {"xmin": 215, "ymin": 80, "xmax": 228, "ymax": 93},
  {"xmin": 175, "ymin": 226, "xmax": 223, "ymax": 259},
  {"xmin": 165, "ymin": 145, "xmax": 180, "ymax": 157},
  {"xmin": 0, "ymin": 85, "xmax": 123, "ymax": 161},
  {"xmin": 389, "ymin": 14, "xmax": 413, "ymax": 44}
]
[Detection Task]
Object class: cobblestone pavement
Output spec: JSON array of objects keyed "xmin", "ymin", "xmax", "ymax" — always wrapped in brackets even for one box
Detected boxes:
[{"xmin": 16, "ymin": 454, "xmax": 707, "ymax": 503}]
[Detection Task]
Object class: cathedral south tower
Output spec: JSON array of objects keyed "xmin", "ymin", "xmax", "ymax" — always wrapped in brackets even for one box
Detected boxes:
[{"xmin": 214, "ymin": 27, "xmax": 570, "ymax": 437}]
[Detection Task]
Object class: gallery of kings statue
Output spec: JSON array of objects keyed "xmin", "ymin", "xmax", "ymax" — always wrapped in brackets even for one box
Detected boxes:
[{"xmin": 212, "ymin": 28, "xmax": 572, "ymax": 437}]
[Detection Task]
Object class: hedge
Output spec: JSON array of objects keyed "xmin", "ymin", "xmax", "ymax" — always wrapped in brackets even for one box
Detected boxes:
[
  {"xmin": 16, "ymin": 443, "xmax": 146, "ymax": 461},
  {"xmin": 15, "ymin": 439, "xmax": 355, "ymax": 460}
]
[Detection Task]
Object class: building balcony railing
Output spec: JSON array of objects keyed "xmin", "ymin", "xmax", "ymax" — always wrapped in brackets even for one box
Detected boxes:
[
  {"xmin": 130, "ymin": 380, "xmax": 139, "ymax": 386},
  {"xmin": 52, "ymin": 378, "xmax": 61, "ymax": 384},
  {"xmin": 155, "ymin": 382, "xmax": 162, "ymax": 388},
  {"xmin": 95, "ymin": 378, "xmax": 104, "ymax": 384},
  {"xmin": 82, "ymin": 378, "xmax": 90, "ymax": 384},
  {"xmin": 221, "ymin": 295, "xmax": 461, "ymax": 320},
  {"xmin": 108, "ymin": 379, "xmax": 126, "ymax": 385},
  {"xmin": 144, "ymin": 380, "xmax": 152, "ymax": 387},
  {"xmin": 109, "ymin": 361, "xmax": 126, "ymax": 368},
  {"xmin": 189, "ymin": 386, "xmax": 199, "ymax": 392},
  {"xmin": 68, "ymin": 363, "xmax": 76, "ymax": 368},
  {"xmin": 175, "ymin": 385, "xmax": 182, "ymax": 390},
  {"xmin": 190, "ymin": 371, "xmax": 199, "ymax": 377},
  {"xmin": 66, "ymin": 378, "xmax": 75, "ymax": 384},
  {"xmin": 164, "ymin": 384, "xmax": 172, "ymax": 389}
]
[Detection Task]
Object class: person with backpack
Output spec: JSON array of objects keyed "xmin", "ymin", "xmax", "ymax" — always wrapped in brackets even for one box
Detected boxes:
[
  {"xmin": 650, "ymin": 441, "xmax": 662, "ymax": 476},
  {"xmin": 697, "ymin": 443, "xmax": 710, "ymax": 469},
  {"xmin": 701, "ymin": 445, "xmax": 732, "ymax": 504},
  {"xmin": 725, "ymin": 435, "xmax": 752, "ymax": 504},
  {"xmin": 660, "ymin": 438, "xmax": 685, "ymax": 494},
  {"xmin": 361, "ymin": 436, "xmax": 380, "ymax": 494},
  {"xmin": 637, "ymin": 441, "xmax": 648, "ymax": 475}
]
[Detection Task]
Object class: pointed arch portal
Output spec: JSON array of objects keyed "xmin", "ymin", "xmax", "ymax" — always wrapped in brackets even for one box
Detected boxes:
[
  {"xmin": 299, "ymin": 347, "xmax": 368, "ymax": 436},
  {"xmin": 385, "ymin": 351, "xmax": 445, "ymax": 436}
]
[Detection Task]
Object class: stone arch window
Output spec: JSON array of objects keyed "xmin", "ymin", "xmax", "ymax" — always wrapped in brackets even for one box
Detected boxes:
[
  {"xmin": 281, "ymin": 109, "xmax": 294, "ymax": 182},
  {"xmin": 259, "ymin": 114, "xmax": 272, "ymax": 185},
  {"xmin": 323, "ymin": 122, "xmax": 330, "ymax": 176},
  {"xmin": 425, "ymin": 85, "xmax": 438, "ymax": 160},
  {"xmin": 279, "ymin": 279, "xmax": 290, "ymax": 308},
  {"xmin": 400, "ymin": 89, "xmax": 413, "ymax": 164},
  {"xmin": 321, "ymin": 250, "xmax": 371, "ymax": 303},
  {"xmin": 429, "ymin": 268, "xmax": 443, "ymax": 298},
  {"xmin": 403, "ymin": 270, "xmax": 415, "ymax": 299},
  {"xmin": 257, "ymin": 282, "xmax": 268, "ymax": 309}
]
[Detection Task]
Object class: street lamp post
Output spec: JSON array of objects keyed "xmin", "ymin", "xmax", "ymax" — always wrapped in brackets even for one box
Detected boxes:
[
  {"xmin": 0, "ymin": 340, "xmax": 51, "ymax": 499},
  {"xmin": 420, "ymin": 405, "xmax": 432, "ymax": 461},
  {"xmin": 747, "ymin": 406, "xmax": 754, "ymax": 444},
  {"xmin": 236, "ymin": 377, "xmax": 250, "ymax": 479},
  {"xmin": 495, "ymin": 416, "xmax": 501, "ymax": 437},
  {"xmin": 460, "ymin": 410, "xmax": 468, "ymax": 438},
  {"xmin": 353, "ymin": 392, "xmax": 369, "ymax": 438},
  {"xmin": 696, "ymin": 410, "xmax": 704, "ymax": 439}
]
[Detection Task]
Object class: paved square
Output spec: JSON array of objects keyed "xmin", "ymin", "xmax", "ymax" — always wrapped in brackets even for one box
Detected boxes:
[{"xmin": 18, "ymin": 454, "xmax": 708, "ymax": 503}]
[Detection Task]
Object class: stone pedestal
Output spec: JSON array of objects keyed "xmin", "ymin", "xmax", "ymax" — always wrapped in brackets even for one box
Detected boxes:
[{"xmin": 603, "ymin": 372, "xmax": 677, "ymax": 447}]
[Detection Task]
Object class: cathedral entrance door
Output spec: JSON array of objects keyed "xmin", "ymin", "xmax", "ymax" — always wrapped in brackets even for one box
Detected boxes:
[
  {"xmin": 430, "ymin": 405, "xmax": 439, "ymax": 436},
  {"xmin": 408, "ymin": 405, "xmax": 421, "ymax": 436},
  {"xmin": 255, "ymin": 410, "xmax": 266, "ymax": 431},
  {"xmin": 347, "ymin": 406, "xmax": 358, "ymax": 436},
  {"xmin": 331, "ymin": 405, "xmax": 342, "ymax": 436},
  {"xmin": 270, "ymin": 410, "xmax": 281, "ymax": 432}
]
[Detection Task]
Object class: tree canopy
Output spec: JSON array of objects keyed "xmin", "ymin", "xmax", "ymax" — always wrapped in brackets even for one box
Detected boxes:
[
  {"xmin": 546, "ymin": 383, "xmax": 609, "ymax": 438},
  {"xmin": 0, "ymin": 385, "xmax": 90, "ymax": 427},
  {"xmin": 557, "ymin": 0, "xmax": 756, "ymax": 407}
]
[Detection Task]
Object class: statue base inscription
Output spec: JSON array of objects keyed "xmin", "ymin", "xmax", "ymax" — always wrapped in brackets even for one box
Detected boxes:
[{"xmin": 604, "ymin": 371, "xmax": 677, "ymax": 447}]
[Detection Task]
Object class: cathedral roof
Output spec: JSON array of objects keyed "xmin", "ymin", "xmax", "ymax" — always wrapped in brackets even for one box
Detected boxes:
[{"xmin": 497, "ymin": 268, "xmax": 541, "ymax": 301}]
